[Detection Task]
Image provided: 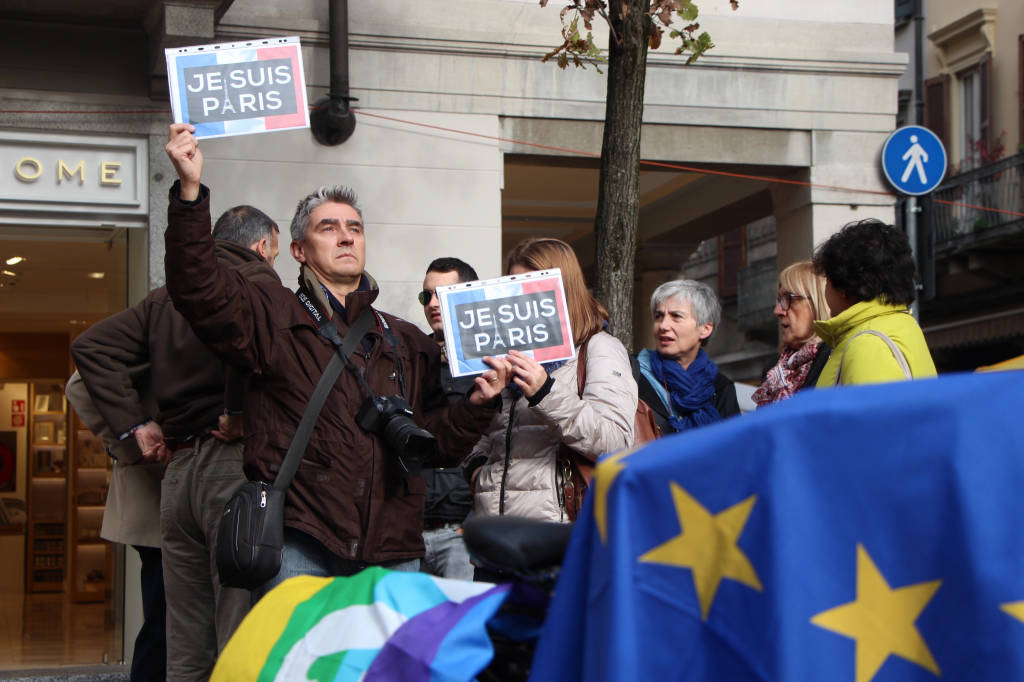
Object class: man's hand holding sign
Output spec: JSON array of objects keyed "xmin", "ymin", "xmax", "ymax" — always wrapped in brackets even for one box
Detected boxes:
[{"xmin": 165, "ymin": 123, "xmax": 203, "ymax": 201}]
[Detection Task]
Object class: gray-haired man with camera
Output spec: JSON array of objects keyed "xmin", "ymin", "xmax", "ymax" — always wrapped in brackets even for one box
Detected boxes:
[{"xmin": 162, "ymin": 124, "xmax": 510, "ymax": 598}]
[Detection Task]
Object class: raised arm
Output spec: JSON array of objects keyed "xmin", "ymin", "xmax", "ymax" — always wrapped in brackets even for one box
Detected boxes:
[
  {"xmin": 162, "ymin": 124, "xmax": 263, "ymax": 373},
  {"xmin": 166, "ymin": 123, "xmax": 203, "ymax": 201}
]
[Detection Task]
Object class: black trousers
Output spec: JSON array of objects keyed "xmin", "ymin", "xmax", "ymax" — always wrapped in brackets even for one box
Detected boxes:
[{"xmin": 131, "ymin": 545, "xmax": 167, "ymax": 682}]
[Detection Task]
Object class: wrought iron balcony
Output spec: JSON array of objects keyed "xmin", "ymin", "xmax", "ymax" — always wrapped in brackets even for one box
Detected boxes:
[{"xmin": 929, "ymin": 152, "xmax": 1024, "ymax": 254}]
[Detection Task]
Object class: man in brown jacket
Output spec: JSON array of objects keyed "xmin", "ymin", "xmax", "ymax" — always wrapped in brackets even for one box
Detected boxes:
[
  {"xmin": 163, "ymin": 123, "xmax": 510, "ymax": 597},
  {"xmin": 71, "ymin": 203, "xmax": 281, "ymax": 682}
]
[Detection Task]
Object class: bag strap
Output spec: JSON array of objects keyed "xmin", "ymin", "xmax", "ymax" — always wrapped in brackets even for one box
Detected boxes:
[
  {"xmin": 273, "ymin": 306, "xmax": 375, "ymax": 491},
  {"xmin": 834, "ymin": 329, "xmax": 912, "ymax": 385},
  {"xmin": 574, "ymin": 331, "xmax": 599, "ymax": 398}
]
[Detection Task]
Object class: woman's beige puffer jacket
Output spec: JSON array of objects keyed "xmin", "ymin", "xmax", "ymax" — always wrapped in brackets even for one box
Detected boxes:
[{"xmin": 470, "ymin": 330, "xmax": 637, "ymax": 522}]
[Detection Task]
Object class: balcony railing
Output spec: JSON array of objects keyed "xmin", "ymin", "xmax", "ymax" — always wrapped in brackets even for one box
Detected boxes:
[{"xmin": 929, "ymin": 152, "xmax": 1024, "ymax": 253}]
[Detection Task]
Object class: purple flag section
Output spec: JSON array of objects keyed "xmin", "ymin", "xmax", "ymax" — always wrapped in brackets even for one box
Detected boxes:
[{"xmin": 365, "ymin": 583, "xmax": 513, "ymax": 681}]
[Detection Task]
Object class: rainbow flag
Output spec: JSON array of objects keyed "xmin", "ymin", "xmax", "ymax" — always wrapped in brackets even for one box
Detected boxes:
[{"xmin": 212, "ymin": 568, "xmax": 511, "ymax": 681}]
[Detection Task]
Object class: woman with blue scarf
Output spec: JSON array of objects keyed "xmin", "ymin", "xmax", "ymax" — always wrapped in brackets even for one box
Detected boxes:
[{"xmin": 634, "ymin": 280, "xmax": 740, "ymax": 434}]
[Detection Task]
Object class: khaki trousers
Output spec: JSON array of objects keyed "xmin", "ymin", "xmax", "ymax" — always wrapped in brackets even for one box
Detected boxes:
[{"xmin": 160, "ymin": 437, "xmax": 250, "ymax": 682}]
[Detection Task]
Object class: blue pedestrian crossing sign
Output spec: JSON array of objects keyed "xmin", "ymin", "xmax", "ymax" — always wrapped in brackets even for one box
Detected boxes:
[{"xmin": 881, "ymin": 125, "xmax": 947, "ymax": 196}]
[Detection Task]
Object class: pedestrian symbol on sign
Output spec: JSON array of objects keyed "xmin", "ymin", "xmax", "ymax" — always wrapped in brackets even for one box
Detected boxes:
[
  {"xmin": 881, "ymin": 126, "xmax": 947, "ymax": 196},
  {"xmin": 901, "ymin": 135, "xmax": 929, "ymax": 185}
]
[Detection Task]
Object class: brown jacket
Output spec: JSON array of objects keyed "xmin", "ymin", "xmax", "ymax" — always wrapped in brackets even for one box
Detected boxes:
[
  {"xmin": 71, "ymin": 240, "xmax": 279, "ymax": 440},
  {"xmin": 164, "ymin": 183, "xmax": 496, "ymax": 563}
]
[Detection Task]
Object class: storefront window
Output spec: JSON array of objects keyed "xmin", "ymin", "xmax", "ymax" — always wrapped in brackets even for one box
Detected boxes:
[{"xmin": 0, "ymin": 226, "xmax": 129, "ymax": 670}]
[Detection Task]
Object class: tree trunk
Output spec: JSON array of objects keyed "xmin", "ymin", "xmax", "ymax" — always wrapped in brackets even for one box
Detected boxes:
[{"xmin": 593, "ymin": 0, "xmax": 650, "ymax": 351}]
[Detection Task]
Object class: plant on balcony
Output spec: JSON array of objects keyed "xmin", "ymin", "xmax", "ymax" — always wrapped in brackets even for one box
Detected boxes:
[{"xmin": 960, "ymin": 130, "xmax": 1007, "ymax": 174}]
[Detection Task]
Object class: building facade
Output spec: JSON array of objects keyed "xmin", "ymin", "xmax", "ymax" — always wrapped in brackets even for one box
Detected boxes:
[
  {"xmin": 896, "ymin": 0, "xmax": 1024, "ymax": 370},
  {"xmin": 0, "ymin": 0, "xmax": 903, "ymax": 671}
]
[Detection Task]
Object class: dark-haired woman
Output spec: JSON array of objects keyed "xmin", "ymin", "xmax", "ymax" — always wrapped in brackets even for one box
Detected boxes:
[{"xmin": 812, "ymin": 219, "xmax": 936, "ymax": 386}]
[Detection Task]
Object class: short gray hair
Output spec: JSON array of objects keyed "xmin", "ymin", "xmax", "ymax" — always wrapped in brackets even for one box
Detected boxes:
[
  {"xmin": 289, "ymin": 186, "xmax": 363, "ymax": 242},
  {"xmin": 650, "ymin": 279, "xmax": 722, "ymax": 343}
]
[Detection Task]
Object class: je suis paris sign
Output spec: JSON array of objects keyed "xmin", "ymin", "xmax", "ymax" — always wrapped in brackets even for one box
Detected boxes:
[
  {"xmin": 438, "ymin": 269, "xmax": 575, "ymax": 377},
  {"xmin": 165, "ymin": 36, "xmax": 309, "ymax": 139}
]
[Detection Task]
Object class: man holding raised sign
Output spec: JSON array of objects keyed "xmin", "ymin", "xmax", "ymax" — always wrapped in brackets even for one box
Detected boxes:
[{"xmin": 162, "ymin": 124, "xmax": 510, "ymax": 597}]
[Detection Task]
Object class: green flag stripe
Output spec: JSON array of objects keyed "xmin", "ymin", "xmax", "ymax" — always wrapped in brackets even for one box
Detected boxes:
[{"xmin": 258, "ymin": 570, "xmax": 385, "ymax": 681}]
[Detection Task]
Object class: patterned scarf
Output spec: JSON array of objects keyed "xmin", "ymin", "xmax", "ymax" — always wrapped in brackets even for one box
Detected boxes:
[
  {"xmin": 752, "ymin": 342, "xmax": 821, "ymax": 407},
  {"xmin": 648, "ymin": 348, "xmax": 722, "ymax": 432}
]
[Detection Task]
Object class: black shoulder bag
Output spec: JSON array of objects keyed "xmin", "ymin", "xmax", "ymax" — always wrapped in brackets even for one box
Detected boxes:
[{"xmin": 216, "ymin": 304, "xmax": 375, "ymax": 590}]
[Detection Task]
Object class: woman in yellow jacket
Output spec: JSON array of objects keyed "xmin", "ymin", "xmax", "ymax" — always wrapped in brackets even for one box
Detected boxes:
[{"xmin": 811, "ymin": 219, "xmax": 937, "ymax": 386}]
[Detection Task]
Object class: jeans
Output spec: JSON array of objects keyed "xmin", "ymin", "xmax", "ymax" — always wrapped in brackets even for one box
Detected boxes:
[
  {"xmin": 422, "ymin": 523, "xmax": 474, "ymax": 580},
  {"xmin": 251, "ymin": 528, "xmax": 421, "ymax": 603}
]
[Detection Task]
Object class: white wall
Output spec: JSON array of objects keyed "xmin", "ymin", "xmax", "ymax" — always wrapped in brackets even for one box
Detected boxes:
[
  {"xmin": 198, "ymin": 109, "xmax": 503, "ymax": 331},
  {"xmin": 216, "ymin": 0, "xmax": 903, "ymax": 264}
]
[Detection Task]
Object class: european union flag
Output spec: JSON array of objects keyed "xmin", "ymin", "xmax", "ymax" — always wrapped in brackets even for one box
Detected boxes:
[{"xmin": 531, "ymin": 371, "xmax": 1024, "ymax": 682}]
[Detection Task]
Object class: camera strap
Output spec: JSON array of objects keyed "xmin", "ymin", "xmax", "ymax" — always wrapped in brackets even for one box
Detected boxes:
[
  {"xmin": 374, "ymin": 313, "xmax": 409, "ymax": 399},
  {"xmin": 273, "ymin": 305, "xmax": 375, "ymax": 492},
  {"xmin": 297, "ymin": 289, "xmax": 410, "ymax": 402}
]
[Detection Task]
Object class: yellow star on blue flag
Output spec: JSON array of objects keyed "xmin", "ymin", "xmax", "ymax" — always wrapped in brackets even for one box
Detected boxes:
[
  {"xmin": 811, "ymin": 544, "xmax": 941, "ymax": 682},
  {"xmin": 639, "ymin": 483, "xmax": 761, "ymax": 620},
  {"xmin": 1001, "ymin": 602, "xmax": 1024, "ymax": 624}
]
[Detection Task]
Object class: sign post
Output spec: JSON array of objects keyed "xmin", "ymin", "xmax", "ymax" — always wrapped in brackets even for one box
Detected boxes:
[
  {"xmin": 437, "ymin": 269, "xmax": 575, "ymax": 377},
  {"xmin": 881, "ymin": 125, "xmax": 948, "ymax": 319}
]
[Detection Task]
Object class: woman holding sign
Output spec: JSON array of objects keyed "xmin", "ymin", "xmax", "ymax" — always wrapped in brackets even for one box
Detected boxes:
[{"xmin": 463, "ymin": 238, "xmax": 637, "ymax": 532}]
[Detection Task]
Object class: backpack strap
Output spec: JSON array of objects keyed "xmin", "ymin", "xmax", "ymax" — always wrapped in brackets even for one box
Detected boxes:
[{"xmin": 835, "ymin": 329, "xmax": 912, "ymax": 385}]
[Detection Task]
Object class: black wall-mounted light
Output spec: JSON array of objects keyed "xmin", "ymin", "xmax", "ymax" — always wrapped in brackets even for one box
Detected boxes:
[{"xmin": 311, "ymin": 0, "xmax": 357, "ymax": 146}]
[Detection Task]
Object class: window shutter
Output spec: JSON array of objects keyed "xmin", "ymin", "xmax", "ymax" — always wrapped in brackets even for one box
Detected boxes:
[
  {"xmin": 924, "ymin": 74, "xmax": 951, "ymax": 154},
  {"xmin": 979, "ymin": 52, "xmax": 992, "ymax": 151},
  {"xmin": 1019, "ymin": 35, "xmax": 1023, "ymax": 150}
]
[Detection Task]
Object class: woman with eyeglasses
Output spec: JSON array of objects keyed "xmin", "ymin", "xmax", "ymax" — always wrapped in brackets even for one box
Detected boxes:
[{"xmin": 752, "ymin": 261, "xmax": 832, "ymax": 406}]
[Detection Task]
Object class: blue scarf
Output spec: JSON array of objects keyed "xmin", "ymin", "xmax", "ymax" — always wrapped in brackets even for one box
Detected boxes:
[{"xmin": 648, "ymin": 348, "xmax": 722, "ymax": 432}]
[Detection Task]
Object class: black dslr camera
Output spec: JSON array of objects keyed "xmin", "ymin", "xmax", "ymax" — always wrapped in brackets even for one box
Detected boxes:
[{"xmin": 356, "ymin": 395, "xmax": 436, "ymax": 476}]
